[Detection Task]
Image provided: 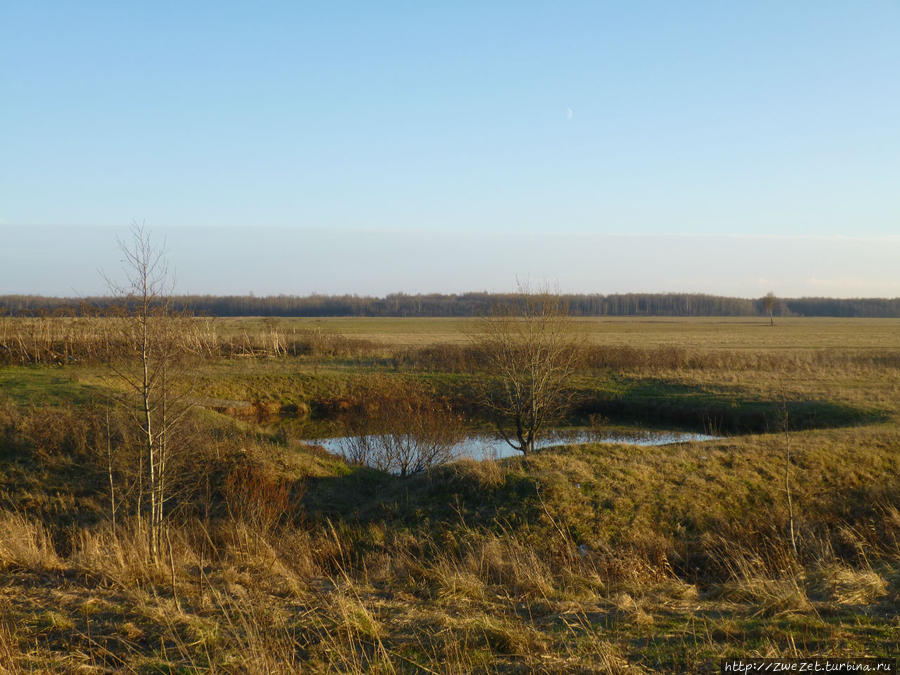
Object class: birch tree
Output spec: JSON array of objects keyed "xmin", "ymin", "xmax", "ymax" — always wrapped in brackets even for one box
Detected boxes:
[{"xmin": 106, "ymin": 226, "xmax": 192, "ymax": 561}]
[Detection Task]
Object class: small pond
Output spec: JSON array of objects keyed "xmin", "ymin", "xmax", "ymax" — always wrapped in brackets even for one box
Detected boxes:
[{"xmin": 303, "ymin": 428, "xmax": 719, "ymax": 462}]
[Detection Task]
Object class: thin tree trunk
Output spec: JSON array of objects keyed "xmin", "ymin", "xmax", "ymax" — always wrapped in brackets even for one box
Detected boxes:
[
  {"xmin": 782, "ymin": 396, "xmax": 797, "ymax": 556},
  {"xmin": 137, "ymin": 443, "xmax": 143, "ymax": 539},
  {"xmin": 142, "ymin": 306, "xmax": 158, "ymax": 562},
  {"xmin": 785, "ymin": 433, "xmax": 797, "ymax": 555},
  {"xmin": 158, "ymin": 355, "xmax": 168, "ymax": 551},
  {"xmin": 106, "ymin": 409, "xmax": 117, "ymax": 536},
  {"xmin": 166, "ymin": 527, "xmax": 181, "ymax": 612}
]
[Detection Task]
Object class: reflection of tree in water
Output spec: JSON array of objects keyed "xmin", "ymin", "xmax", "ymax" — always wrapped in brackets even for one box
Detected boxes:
[
  {"xmin": 324, "ymin": 428, "xmax": 719, "ymax": 465},
  {"xmin": 339, "ymin": 378, "xmax": 466, "ymax": 477}
]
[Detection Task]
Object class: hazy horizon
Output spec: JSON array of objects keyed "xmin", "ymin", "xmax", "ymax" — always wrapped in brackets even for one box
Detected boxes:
[{"xmin": 2, "ymin": 226, "xmax": 898, "ymax": 299}]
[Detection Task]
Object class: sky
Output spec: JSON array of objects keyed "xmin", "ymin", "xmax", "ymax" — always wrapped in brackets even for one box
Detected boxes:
[{"xmin": 1, "ymin": 2, "xmax": 898, "ymax": 297}]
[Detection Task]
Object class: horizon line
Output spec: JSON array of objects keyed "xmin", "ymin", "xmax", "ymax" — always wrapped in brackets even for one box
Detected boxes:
[
  {"xmin": 3, "ymin": 225, "xmax": 900, "ymax": 244},
  {"xmin": 2, "ymin": 290, "xmax": 900, "ymax": 302}
]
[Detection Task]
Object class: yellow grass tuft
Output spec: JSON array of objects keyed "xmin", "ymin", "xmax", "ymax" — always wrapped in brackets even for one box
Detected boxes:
[
  {"xmin": 0, "ymin": 608, "xmax": 22, "ymax": 675},
  {"xmin": 809, "ymin": 564, "xmax": 888, "ymax": 606},
  {"xmin": 464, "ymin": 534, "xmax": 554, "ymax": 598},
  {"xmin": 0, "ymin": 512, "xmax": 60, "ymax": 570},
  {"xmin": 720, "ymin": 576, "xmax": 814, "ymax": 616}
]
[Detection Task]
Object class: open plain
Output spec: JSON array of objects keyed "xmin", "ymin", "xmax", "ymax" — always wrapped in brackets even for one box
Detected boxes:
[{"xmin": 0, "ymin": 315, "xmax": 898, "ymax": 672}]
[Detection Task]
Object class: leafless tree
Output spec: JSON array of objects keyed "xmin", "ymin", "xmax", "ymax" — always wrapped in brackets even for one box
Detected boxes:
[
  {"xmin": 473, "ymin": 287, "xmax": 582, "ymax": 457},
  {"xmin": 341, "ymin": 378, "xmax": 465, "ymax": 477},
  {"xmin": 104, "ymin": 225, "xmax": 193, "ymax": 561}
]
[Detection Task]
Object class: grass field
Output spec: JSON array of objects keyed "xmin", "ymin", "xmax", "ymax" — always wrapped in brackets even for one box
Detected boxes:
[
  {"xmin": 211, "ymin": 315, "xmax": 900, "ymax": 349},
  {"xmin": 0, "ymin": 316, "xmax": 898, "ymax": 672}
]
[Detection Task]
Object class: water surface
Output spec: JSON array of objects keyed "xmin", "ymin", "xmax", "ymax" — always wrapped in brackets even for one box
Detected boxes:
[{"xmin": 304, "ymin": 428, "xmax": 718, "ymax": 461}]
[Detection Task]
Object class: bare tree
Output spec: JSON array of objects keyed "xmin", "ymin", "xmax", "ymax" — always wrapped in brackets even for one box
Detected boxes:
[
  {"xmin": 761, "ymin": 291, "xmax": 778, "ymax": 327},
  {"xmin": 341, "ymin": 378, "xmax": 465, "ymax": 477},
  {"xmin": 105, "ymin": 226, "xmax": 193, "ymax": 561},
  {"xmin": 473, "ymin": 287, "xmax": 581, "ymax": 457}
]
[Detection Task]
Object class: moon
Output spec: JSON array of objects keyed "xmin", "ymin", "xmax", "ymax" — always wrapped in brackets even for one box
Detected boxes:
[{"xmin": 566, "ymin": 107, "xmax": 573, "ymax": 120}]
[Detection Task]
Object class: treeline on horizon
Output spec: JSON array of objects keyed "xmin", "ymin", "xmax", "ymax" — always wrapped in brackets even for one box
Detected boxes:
[{"xmin": 3, "ymin": 292, "xmax": 900, "ymax": 318}]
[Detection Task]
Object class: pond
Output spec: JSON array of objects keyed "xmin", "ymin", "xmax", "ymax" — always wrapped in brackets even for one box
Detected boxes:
[{"xmin": 303, "ymin": 428, "xmax": 719, "ymax": 462}]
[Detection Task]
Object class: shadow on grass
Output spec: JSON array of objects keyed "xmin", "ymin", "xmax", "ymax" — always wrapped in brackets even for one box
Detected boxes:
[
  {"xmin": 299, "ymin": 459, "xmax": 542, "ymax": 534},
  {"xmin": 574, "ymin": 377, "xmax": 886, "ymax": 434},
  {"xmin": 0, "ymin": 425, "xmax": 109, "ymax": 540}
]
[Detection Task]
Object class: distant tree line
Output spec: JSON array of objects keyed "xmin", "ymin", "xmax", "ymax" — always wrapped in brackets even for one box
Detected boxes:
[
  {"xmin": 2, "ymin": 292, "xmax": 899, "ymax": 318},
  {"xmin": 780, "ymin": 297, "xmax": 900, "ymax": 318}
]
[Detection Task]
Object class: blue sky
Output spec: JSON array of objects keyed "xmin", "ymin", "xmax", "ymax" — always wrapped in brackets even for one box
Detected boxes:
[{"xmin": 1, "ymin": 2, "xmax": 898, "ymax": 295}]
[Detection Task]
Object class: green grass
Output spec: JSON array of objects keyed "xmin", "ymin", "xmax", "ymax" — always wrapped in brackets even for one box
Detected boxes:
[
  {"xmin": 0, "ymin": 365, "xmax": 112, "ymax": 407},
  {"xmin": 0, "ymin": 316, "xmax": 898, "ymax": 671}
]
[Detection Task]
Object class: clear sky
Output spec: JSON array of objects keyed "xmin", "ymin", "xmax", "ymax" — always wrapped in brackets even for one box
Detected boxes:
[{"xmin": 2, "ymin": 2, "xmax": 898, "ymax": 296}]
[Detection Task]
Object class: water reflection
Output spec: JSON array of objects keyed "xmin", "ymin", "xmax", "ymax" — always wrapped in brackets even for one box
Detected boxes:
[{"xmin": 303, "ymin": 429, "xmax": 718, "ymax": 462}]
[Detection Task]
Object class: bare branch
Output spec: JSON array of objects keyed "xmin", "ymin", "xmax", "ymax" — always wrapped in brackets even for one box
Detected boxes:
[{"xmin": 472, "ymin": 284, "xmax": 582, "ymax": 456}]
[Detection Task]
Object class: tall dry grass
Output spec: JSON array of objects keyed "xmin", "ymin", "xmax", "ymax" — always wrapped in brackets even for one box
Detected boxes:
[
  {"xmin": 6, "ymin": 316, "xmax": 900, "ymax": 372},
  {"xmin": 0, "ymin": 511, "xmax": 60, "ymax": 570},
  {"xmin": 0, "ymin": 316, "xmax": 380, "ymax": 365},
  {"xmin": 0, "ymin": 490, "xmax": 896, "ymax": 672}
]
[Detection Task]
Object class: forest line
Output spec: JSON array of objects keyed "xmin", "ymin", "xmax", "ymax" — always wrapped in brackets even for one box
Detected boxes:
[{"xmin": 3, "ymin": 291, "xmax": 900, "ymax": 317}]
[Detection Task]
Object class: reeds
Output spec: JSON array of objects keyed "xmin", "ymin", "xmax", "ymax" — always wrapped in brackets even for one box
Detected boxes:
[{"xmin": 0, "ymin": 316, "xmax": 380, "ymax": 365}]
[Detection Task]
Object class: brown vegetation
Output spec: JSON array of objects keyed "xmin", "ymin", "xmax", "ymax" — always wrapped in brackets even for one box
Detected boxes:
[
  {"xmin": 0, "ymin": 398, "xmax": 897, "ymax": 671},
  {"xmin": 0, "ymin": 315, "xmax": 380, "ymax": 366},
  {"xmin": 0, "ymin": 310, "xmax": 898, "ymax": 671}
]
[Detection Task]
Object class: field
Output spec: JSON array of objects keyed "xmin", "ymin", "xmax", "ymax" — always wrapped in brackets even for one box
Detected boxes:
[
  {"xmin": 0, "ymin": 316, "xmax": 898, "ymax": 672},
  {"xmin": 200, "ymin": 315, "xmax": 900, "ymax": 349}
]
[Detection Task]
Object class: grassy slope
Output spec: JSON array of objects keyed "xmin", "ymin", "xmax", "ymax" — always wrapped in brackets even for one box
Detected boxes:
[
  {"xmin": 0, "ymin": 317, "xmax": 898, "ymax": 671},
  {"xmin": 1, "ymin": 418, "xmax": 897, "ymax": 671}
]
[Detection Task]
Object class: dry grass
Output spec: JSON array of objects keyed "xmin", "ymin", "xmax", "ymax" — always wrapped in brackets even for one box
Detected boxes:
[
  {"xmin": 1, "ymin": 315, "xmax": 899, "ymax": 670},
  {"xmin": 0, "ymin": 512, "xmax": 61, "ymax": 570},
  {"xmin": 807, "ymin": 564, "xmax": 889, "ymax": 606},
  {"xmin": 0, "ymin": 315, "xmax": 381, "ymax": 365},
  {"xmin": 5, "ymin": 315, "xmax": 900, "ymax": 362},
  {"xmin": 0, "ymin": 504, "xmax": 896, "ymax": 671},
  {"xmin": 0, "ymin": 604, "xmax": 22, "ymax": 675},
  {"xmin": 203, "ymin": 315, "xmax": 900, "ymax": 350}
]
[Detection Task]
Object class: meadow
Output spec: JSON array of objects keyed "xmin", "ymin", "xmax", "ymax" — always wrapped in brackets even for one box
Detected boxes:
[{"xmin": 0, "ymin": 316, "xmax": 897, "ymax": 672}]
